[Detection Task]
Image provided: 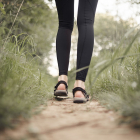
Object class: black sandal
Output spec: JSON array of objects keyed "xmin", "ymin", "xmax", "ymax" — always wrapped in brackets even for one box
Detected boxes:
[
  {"xmin": 72, "ymin": 87, "xmax": 89, "ymax": 103},
  {"xmin": 54, "ymin": 80, "xmax": 68, "ymax": 97}
]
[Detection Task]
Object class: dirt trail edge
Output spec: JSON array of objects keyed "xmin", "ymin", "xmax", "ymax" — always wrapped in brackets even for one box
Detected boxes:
[{"xmin": 0, "ymin": 93, "xmax": 140, "ymax": 140}]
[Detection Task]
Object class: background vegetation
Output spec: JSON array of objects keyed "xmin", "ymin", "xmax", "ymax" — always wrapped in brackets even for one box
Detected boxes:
[
  {"xmin": 68, "ymin": 3, "xmax": 140, "ymax": 128},
  {"xmin": 0, "ymin": 0, "xmax": 140, "ymax": 130},
  {"xmin": 0, "ymin": 0, "xmax": 56, "ymax": 129}
]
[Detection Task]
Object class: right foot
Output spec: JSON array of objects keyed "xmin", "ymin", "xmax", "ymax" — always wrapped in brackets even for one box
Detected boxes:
[{"xmin": 74, "ymin": 80, "xmax": 85, "ymax": 98}]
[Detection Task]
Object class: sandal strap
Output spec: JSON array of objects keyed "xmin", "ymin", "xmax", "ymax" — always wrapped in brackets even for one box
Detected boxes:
[
  {"xmin": 72, "ymin": 87, "xmax": 89, "ymax": 99},
  {"xmin": 54, "ymin": 80, "xmax": 68, "ymax": 91}
]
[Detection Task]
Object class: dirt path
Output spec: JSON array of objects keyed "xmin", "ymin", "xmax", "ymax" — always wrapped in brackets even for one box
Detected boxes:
[{"xmin": 0, "ymin": 93, "xmax": 140, "ymax": 140}]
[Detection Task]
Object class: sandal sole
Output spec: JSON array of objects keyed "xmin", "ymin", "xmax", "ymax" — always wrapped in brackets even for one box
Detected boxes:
[
  {"xmin": 54, "ymin": 90, "xmax": 68, "ymax": 96},
  {"xmin": 73, "ymin": 98, "xmax": 87, "ymax": 103}
]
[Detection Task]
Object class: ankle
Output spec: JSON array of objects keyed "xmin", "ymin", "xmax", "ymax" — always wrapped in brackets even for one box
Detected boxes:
[
  {"xmin": 58, "ymin": 75, "xmax": 68, "ymax": 83},
  {"xmin": 74, "ymin": 80, "xmax": 85, "ymax": 89}
]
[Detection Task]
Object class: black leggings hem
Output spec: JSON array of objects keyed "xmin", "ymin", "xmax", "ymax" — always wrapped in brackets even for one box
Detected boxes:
[
  {"xmin": 59, "ymin": 73, "xmax": 68, "ymax": 76},
  {"xmin": 76, "ymin": 76, "xmax": 85, "ymax": 82}
]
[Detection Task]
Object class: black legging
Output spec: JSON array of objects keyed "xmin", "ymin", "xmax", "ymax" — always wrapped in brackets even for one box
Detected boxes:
[{"xmin": 55, "ymin": 0, "xmax": 98, "ymax": 82}]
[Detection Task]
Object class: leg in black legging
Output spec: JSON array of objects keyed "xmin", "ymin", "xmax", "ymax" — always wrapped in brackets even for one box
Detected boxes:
[
  {"xmin": 55, "ymin": 0, "xmax": 74, "ymax": 76},
  {"xmin": 55, "ymin": 0, "xmax": 98, "ymax": 82},
  {"xmin": 76, "ymin": 0, "xmax": 98, "ymax": 82}
]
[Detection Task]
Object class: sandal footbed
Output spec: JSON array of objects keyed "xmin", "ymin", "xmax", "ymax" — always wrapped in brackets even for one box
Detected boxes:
[{"xmin": 55, "ymin": 96, "xmax": 69, "ymax": 99}]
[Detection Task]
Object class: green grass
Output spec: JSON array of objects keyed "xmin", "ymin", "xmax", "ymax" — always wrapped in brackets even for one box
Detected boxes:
[
  {"xmin": 85, "ymin": 26, "xmax": 140, "ymax": 128},
  {"xmin": 0, "ymin": 35, "xmax": 54, "ymax": 130}
]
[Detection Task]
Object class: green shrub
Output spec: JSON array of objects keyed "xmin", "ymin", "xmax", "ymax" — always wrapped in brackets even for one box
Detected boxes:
[{"xmin": 0, "ymin": 35, "xmax": 54, "ymax": 130}]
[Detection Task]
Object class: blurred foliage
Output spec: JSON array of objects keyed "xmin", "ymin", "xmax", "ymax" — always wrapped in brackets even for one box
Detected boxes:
[
  {"xmin": 118, "ymin": 0, "xmax": 140, "ymax": 4},
  {"xmin": 69, "ymin": 13, "xmax": 140, "ymax": 128},
  {"xmin": 116, "ymin": 0, "xmax": 140, "ymax": 15},
  {"xmin": 86, "ymin": 14, "xmax": 140, "ymax": 127},
  {"xmin": 94, "ymin": 13, "xmax": 137, "ymax": 51},
  {"xmin": 0, "ymin": 0, "xmax": 57, "ymax": 130},
  {"xmin": 0, "ymin": 34, "xmax": 55, "ymax": 130},
  {"xmin": 0, "ymin": 0, "xmax": 58, "ymax": 58}
]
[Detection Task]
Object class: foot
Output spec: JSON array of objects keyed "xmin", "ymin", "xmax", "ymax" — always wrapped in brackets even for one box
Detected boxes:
[
  {"xmin": 56, "ymin": 75, "xmax": 68, "ymax": 90},
  {"xmin": 74, "ymin": 80, "xmax": 85, "ymax": 98}
]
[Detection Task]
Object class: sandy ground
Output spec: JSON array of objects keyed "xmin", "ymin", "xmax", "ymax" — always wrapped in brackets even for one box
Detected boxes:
[{"xmin": 0, "ymin": 93, "xmax": 140, "ymax": 140}]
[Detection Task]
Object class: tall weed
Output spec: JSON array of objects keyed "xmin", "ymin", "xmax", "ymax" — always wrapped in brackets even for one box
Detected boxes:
[{"xmin": 0, "ymin": 35, "xmax": 53, "ymax": 129}]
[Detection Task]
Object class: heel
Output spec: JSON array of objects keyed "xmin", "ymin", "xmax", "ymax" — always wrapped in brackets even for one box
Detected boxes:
[
  {"xmin": 54, "ymin": 80, "xmax": 68, "ymax": 97},
  {"xmin": 72, "ymin": 87, "xmax": 89, "ymax": 103}
]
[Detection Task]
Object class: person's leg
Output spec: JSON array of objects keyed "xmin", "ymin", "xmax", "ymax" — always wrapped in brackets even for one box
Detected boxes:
[
  {"xmin": 74, "ymin": 0, "xmax": 98, "ymax": 97},
  {"xmin": 55, "ymin": 0, "xmax": 74, "ymax": 90}
]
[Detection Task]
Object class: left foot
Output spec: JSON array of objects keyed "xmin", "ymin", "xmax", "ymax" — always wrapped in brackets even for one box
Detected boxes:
[{"xmin": 56, "ymin": 75, "xmax": 68, "ymax": 91}]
